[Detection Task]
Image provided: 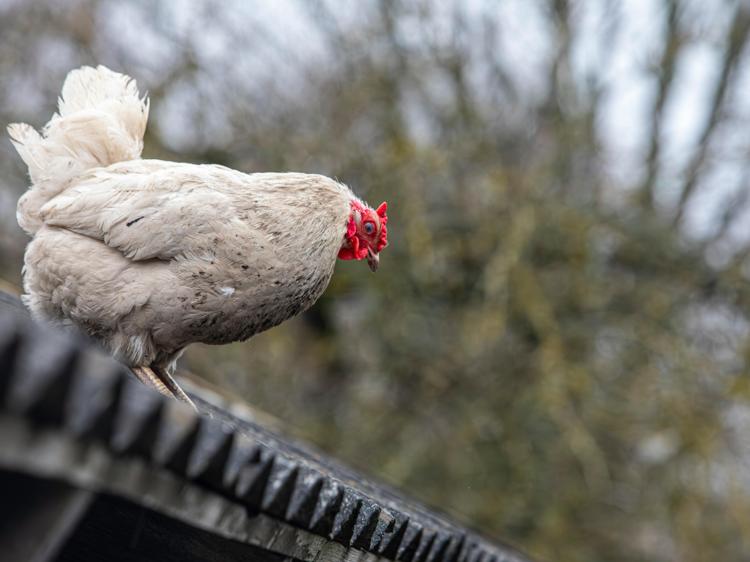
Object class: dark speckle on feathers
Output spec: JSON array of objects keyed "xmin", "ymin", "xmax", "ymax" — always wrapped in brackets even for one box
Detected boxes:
[{"xmin": 126, "ymin": 216, "xmax": 145, "ymax": 227}]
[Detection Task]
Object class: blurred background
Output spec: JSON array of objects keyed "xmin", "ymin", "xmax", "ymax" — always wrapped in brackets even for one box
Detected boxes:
[{"xmin": 2, "ymin": 1, "xmax": 750, "ymax": 560}]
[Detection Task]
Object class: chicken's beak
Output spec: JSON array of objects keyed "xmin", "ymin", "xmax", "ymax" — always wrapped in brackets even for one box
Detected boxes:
[{"xmin": 366, "ymin": 247, "xmax": 380, "ymax": 272}]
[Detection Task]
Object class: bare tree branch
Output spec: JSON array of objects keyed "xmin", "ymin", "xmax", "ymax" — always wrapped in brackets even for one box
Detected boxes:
[
  {"xmin": 673, "ymin": 5, "xmax": 750, "ymax": 227},
  {"xmin": 707, "ymin": 162, "xmax": 750, "ymax": 245},
  {"xmin": 638, "ymin": 0, "xmax": 682, "ymax": 210}
]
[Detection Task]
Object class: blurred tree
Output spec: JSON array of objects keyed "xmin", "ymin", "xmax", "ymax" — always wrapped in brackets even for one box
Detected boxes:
[{"xmin": 1, "ymin": 1, "xmax": 750, "ymax": 561}]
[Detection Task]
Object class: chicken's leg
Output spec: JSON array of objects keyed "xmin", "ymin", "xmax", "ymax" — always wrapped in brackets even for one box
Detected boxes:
[
  {"xmin": 131, "ymin": 365, "xmax": 197, "ymax": 410},
  {"xmin": 151, "ymin": 364, "xmax": 197, "ymax": 410}
]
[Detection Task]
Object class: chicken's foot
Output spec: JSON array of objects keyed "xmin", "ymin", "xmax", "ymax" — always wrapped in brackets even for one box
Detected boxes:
[
  {"xmin": 131, "ymin": 365, "xmax": 197, "ymax": 411},
  {"xmin": 151, "ymin": 364, "xmax": 197, "ymax": 410}
]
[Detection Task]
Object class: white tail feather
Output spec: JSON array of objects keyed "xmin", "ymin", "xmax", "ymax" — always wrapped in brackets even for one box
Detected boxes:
[{"xmin": 8, "ymin": 65, "xmax": 149, "ymax": 234}]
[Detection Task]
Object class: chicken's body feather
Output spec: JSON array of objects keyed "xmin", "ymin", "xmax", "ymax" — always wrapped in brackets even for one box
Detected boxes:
[
  {"xmin": 24, "ymin": 162, "xmax": 351, "ymax": 368},
  {"xmin": 9, "ymin": 66, "xmax": 367, "ymax": 375}
]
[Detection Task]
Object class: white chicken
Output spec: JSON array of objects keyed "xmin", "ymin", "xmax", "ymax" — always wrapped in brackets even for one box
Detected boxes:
[{"xmin": 8, "ymin": 65, "xmax": 388, "ymax": 407}]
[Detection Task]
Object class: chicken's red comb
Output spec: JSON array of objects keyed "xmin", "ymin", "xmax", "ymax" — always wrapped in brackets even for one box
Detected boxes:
[
  {"xmin": 376, "ymin": 201, "xmax": 388, "ymax": 252},
  {"xmin": 376, "ymin": 202, "xmax": 388, "ymax": 219}
]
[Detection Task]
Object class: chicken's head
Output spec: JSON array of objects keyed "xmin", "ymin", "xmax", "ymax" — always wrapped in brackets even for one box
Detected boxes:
[{"xmin": 338, "ymin": 200, "xmax": 388, "ymax": 272}]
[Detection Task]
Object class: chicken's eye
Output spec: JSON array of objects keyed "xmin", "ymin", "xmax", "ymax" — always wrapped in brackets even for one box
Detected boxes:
[{"xmin": 363, "ymin": 221, "xmax": 376, "ymax": 235}]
